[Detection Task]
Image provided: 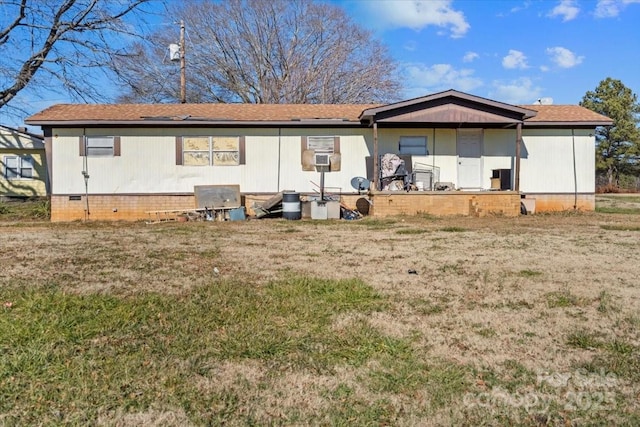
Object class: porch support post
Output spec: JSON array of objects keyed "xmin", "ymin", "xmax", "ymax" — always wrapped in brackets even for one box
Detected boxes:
[
  {"xmin": 515, "ymin": 122, "xmax": 522, "ymax": 192},
  {"xmin": 373, "ymin": 121, "xmax": 379, "ymax": 190},
  {"xmin": 43, "ymin": 128, "xmax": 53, "ymax": 196}
]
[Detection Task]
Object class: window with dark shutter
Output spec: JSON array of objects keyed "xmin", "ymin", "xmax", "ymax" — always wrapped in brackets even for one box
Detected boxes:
[{"xmin": 175, "ymin": 136, "xmax": 183, "ymax": 165}]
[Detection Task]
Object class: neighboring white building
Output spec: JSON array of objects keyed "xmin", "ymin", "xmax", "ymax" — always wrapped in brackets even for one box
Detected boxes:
[
  {"xmin": 25, "ymin": 90, "xmax": 612, "ymax": 221},
  {"xmin": 0, "ymin": 125, "xmax": 48, "ymax": 199}
]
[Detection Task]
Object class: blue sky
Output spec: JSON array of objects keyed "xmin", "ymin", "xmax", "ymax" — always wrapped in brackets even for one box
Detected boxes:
[
  {"xmin": 340, "ymin": 0, "xmax": 640, "ymax": 105},
  {"xmin": 4, "ymin": 0, "xmax": 640, "ymax": 130}
]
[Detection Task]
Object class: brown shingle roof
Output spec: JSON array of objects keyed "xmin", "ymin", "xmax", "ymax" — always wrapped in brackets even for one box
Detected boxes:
[
  {"xmin": 26, "ymin": 102, "xmax": 612, "ymax": 126},
  {"xmin": 26, "ymin": 103, "xmax": 380, "ymax": 123},
  {"xmin": 521, "ymin": 105, "xmax": 613, "ymax": 124}
]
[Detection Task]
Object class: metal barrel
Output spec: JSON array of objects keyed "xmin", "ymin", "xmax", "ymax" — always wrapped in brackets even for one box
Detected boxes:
[{"xmin": 282, "ymin": 191, "xmax": 301, "ymax": 220}]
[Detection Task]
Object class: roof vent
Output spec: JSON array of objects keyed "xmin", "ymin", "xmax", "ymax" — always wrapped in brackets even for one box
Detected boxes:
[{"xmin": 534, "ymin": 97, "xmax": 554, "ymax": 105}]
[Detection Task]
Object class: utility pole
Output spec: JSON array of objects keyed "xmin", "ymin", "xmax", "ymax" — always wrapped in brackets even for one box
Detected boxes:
[{"xmin": 180, "ymin": 20, "xmax": 186, "ymax": 103}]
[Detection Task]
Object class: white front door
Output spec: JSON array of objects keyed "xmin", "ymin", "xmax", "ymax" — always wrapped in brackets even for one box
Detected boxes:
[{"xmin": 457, "ymin": 129, "xmax": 482, "ymax": 189}]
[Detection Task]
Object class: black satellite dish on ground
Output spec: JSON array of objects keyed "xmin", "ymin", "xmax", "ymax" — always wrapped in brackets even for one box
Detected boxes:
[{"xmin": 350, "ymin": 176, "xmax": 371, "ymax": 193}]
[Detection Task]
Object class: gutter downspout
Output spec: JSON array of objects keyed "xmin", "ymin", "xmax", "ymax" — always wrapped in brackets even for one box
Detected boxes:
[
  {"xmin": 515, "ymin": 122, "xmax": 522, "ymax": 192},
  {"xmin": 81, "ymin": 129, "xmax": 90, "ymax": 221},
  {"xmin": 571, "ymin": 129, "xmax": 578, "ymax": 209},
  {"xmin": 432, "ymin": 128, "xmax": 436, "ymax": 190},
  {"xmin": 373, "ymin": 121, "xmax": 379, "ymax": 190},
  {"xmin": 277, "ymin": 127, "xmax": 282, "ymax": 192},
  {"xmin": 43, "ymin": 128, "xmax": 52, "ymax": 196}
]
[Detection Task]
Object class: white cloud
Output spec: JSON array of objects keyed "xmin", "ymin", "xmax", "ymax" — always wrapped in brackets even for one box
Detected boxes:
[
  {"xmin": 463, "ymin": 52, "xmax": 479, "ymax": 63},
  {"xmin": 403, "ymin": 40, "xmax": 418, "ymax": 51},
  {"xmin": 402, "ymin": 63, "xmax": 483, "ymax": 97},
  {"xmin": 595, "ymin": 0, "xmax": 619, "ymax": 17},
  {"xmin": 548, "ymin": 0, "xmax": 580, "ymax": 21},
  {"xmin": 546, "ymin": 46, "xmax": 584, "ymax": 68},
  {"xmin": 540, "ymin": 65, "xmax": 550, "ymax": 72},
  {"xmin": 594, "ymin": 0, "xmax": 640, "ymax": 18},
  {"xmin": 368, "ymin": 0, "xmax": 470, "ymax": 38},
  {"xmin": 510, "ymin": 1, "xmax": 531, "ymax": 13},
  {"xmin": 502, "ymin": 50, "xmax": 528, "ymax": 69},
  {"xmin": 489, "ymin": 78, "xmax": 543, "ymax": 105},
  {"xmin": 497, "ymin": 1, "xmax": 531, "ymax": 17}
]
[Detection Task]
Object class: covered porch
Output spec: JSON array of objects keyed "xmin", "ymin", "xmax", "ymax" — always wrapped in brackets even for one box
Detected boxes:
[
  {"xmin": 344, "ymin": 90, "xmax": 536, "ymax": 217},
  {"xmin": 359, "ymin": 90, "xmax": 534, "ymax": 195}
]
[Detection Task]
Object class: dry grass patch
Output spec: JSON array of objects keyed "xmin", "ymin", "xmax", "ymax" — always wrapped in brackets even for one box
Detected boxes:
[{"xmin": 2, "ymin": 205, "xmax": 640, "ymax": 425}]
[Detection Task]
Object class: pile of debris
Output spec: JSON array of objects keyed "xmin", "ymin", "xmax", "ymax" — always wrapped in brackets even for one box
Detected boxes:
[
  {"xmin": 252, "ymin": 192, "xmax": 362, "ymax": 220},
  {"xmin": 252, "ymin": 193, "xmax": 284, "ymax": 218}
]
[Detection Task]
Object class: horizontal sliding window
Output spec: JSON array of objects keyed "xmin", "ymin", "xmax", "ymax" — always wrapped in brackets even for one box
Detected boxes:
[
  {"xmin": 307, "ymin": 136, "xmax": 335, "ymax": 154},
  {"xmin": 399, "ymin": 136, "xmax": 428, "ymax": 155},
  {"xmin": 87, "ymin": 136, "xmax": 113, "ymax": 156},
  {"xmin": 80, "ymin": 136, "xmax": 121, "ymax": 157}
]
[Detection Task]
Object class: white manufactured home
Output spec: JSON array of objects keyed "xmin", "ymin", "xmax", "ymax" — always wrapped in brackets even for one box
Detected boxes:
[{"xmin": 25, "ymin": 90, "xmax": 612, "ymax": 221}]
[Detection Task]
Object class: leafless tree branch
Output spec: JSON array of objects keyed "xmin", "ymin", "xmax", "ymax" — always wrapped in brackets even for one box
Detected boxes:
[
  {"xmin": 0, "ymin": 0, "xmax": 151, "ymax": 111},
  {"xmin": 112, "ymin": 0, "xmax": 401, "ymax": 104},
  {"xmin": 0, "ymin": 0, "xmax": 27, "ymax": 46}
]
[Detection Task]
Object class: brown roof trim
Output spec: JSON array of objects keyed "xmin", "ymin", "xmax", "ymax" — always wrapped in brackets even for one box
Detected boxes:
[
  {"xmin": 25, "ymin": 94, "xmax": 614, "ymax": 128},
  {"xmin": 25, "ymin": 103, "xmax": 376, "ymax": 124},
  {"xmin": 0, "ymin": 124, "xmax": 44, "ymax": 139},
  {"xmin": 28, "ymin": 119, "xmax": 368, "ymax": 128},
  {"xmin": 360, "ymin": 89, "xmax": 538, "ymax": 122},
  {"xmin": 523, "ymin": 121, "xmax": 613, "ymax": 127}
]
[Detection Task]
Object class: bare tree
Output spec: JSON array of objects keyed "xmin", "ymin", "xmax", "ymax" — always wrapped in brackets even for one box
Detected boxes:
[
  {"xmin": 0, "ymin": 0, "xmax": 151, "ymax": 114},
  {"xmin": 113, "ymin": 0, "xmax": 401, "ymax": 104}
]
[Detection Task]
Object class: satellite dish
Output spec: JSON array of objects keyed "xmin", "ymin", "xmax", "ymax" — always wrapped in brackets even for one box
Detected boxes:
[{"xmin": 350, "ymin": 176, "xmax": 370, "ymax": 192}]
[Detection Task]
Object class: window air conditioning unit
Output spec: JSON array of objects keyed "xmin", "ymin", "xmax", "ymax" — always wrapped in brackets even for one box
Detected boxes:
[{"xmin": 314, "ymin": 153, "xmax": 331, "ymax": 166}]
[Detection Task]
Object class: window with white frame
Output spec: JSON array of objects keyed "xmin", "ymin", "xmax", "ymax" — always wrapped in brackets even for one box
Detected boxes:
[
  {"xmin": 399, "ymin": 136, "xmax": 428, "ymax": 155},
  {"xmin": 4, "ymin": 155, "xmax": 34, "ymax": 179},
  {"xmin": 182, "ymin": 136, "xmax": 241, "ymax": 166},
  {"xmin": 85, "ymin": 136, "xmax": 115, "ymax": 156}
]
